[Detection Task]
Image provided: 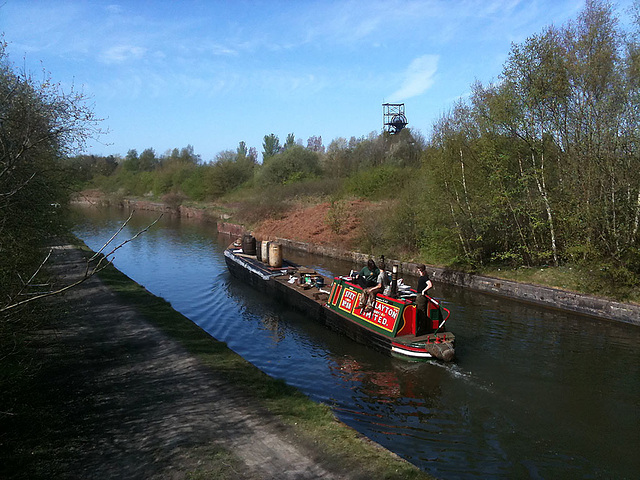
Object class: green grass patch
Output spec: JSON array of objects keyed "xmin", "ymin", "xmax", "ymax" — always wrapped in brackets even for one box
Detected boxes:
[
  {"xmin": 480, "ymin": 263, "xmax": 640, "ymax": 304},
  {"xmin": 183, "ymin": 445, "xmax": 249, "ymax": 480}
]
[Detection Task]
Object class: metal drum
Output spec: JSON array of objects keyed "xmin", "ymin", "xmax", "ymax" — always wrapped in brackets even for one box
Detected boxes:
[
  {"xmin": 261, "ymin": 241, "xmax": 270, "ymax": 264},
  {"xmin": 242, "ymin": 234, "xmax": 256, "ymax": 255},
  {"xmin": 268, "ymin": 242, "xmax": 282, "ymax": 268}
]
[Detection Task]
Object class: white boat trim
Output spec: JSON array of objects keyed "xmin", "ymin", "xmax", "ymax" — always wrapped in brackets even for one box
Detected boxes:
[
  {"xmin": 391, "ymin": 346, "xmax": 433, "ymax": 358},
  {"xmin": 224, "ymin": 249, "xmax": 280, "ymax": 281}
]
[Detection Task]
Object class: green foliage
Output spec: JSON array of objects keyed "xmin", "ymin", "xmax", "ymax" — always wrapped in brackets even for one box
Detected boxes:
[
  {"xmin": 230, "ymin": 187, "xmax": 291, "ymax": 226},
  {"xmin": 284, "ymin": 132, "xmax": 296, "ymax": 150},
  {"xmin": 64, "ymin": 154, "xmax": 117, "ymax": 186},
  {"xmin": 0, "ymin": 39, "xmax": 101, "ymax": 308},
  {"xmin": 344, "ymin": 165, "xmax": 408, "ymax": 200},
  {"xmin": 259, "ymin": 145, "xmax": 320, "ymax": 186},
  {"xmin": 203, "ymin": 152, "xmax": 255, "ymax": 198},
  {"xmin": 384, "ymin": 128, "xmax": 424, "ymax": 167},
  {"xmin": 82, "ymin": 143, "xmax": 256, "ymax": 201},
  {"xmin": 62, "ymin": 1, "xmax": 640, "ymax": 285},
  {"xmin": 325, "ymin": 198, "xmax": 348, "ymax": 234},
  {"xmin": 591, "ymin": 262, "xmax": 640, "ymax": 299},
  {"xmin": 422, "ymin": 0, "xmax": 640, "ymax": 270},
  {"xmin": 262, "ymin": 133, "xmax": 281, "ymax": 160}
]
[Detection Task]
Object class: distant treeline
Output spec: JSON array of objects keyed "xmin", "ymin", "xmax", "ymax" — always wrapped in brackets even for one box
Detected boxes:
[
  {"xmin": 67, "ymin": 128, "xmax": 424, "ymax": 201},
  {"xmin": 67, "ymin": 0, "xmax": 640, "ymax": 292}
]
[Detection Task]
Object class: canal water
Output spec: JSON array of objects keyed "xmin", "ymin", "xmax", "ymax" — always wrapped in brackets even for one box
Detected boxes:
[{"xmin": 72, "ymin": 206, "xmax": 640, "ymax": 480}]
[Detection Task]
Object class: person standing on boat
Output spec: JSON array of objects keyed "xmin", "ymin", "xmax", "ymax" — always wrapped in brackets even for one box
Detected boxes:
[
  {"xmin": 416, "ymin": 264, "xmax": 432, "ymax": 296},
  {"xmin": 416, "ymin": 264, "xmax": 433, "ymax": 334}
]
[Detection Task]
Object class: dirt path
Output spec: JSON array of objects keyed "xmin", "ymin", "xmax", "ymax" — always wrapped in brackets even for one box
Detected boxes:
[{"xmin": 11, "ymin": 245, "xmax": 360, "ymax": 479}]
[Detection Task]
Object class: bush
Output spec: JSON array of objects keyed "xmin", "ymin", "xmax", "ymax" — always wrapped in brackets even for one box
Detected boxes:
[
  {"xmin": 590, "ymin": 263, "xmax": 639, "ymax": 300},
  {"xmin": 259, "ymin": 146, "xmax": 320, "ymax": 186},
  {"xmin": 162, "ymin": 191, "xmax": 186, "ymax": 209},
  {"xmin": 325, "ymin": 199, "xmax": 348, "ymax": 234},
  {"xmin": 344, "ymin": 165, "xmax": 409, "ymax": 200}
]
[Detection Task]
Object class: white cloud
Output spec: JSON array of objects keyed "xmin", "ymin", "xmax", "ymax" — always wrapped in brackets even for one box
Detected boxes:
[
  {"xmin": 388, "ymin": 55, "xmax": 439, "ymax": 101},
  {"xmin": 100, "ymin": 45, "xmax": 148, "ymax": 64}
]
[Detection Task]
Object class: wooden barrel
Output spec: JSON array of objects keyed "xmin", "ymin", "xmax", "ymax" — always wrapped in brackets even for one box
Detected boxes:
[
  {"xmin": 261, "ymin": 241, "xmax": 270, "ymax": 264},
  {"xmin": 242, "ymin": 234, "xmax": 256, "ymax": 255},
  {"xmin": 268, "ymin": 243, "xmax": 282, "ymax": 268},
  {"xmin": 256, "ymin": 240, "xmax": 263, "ymax": 261}
]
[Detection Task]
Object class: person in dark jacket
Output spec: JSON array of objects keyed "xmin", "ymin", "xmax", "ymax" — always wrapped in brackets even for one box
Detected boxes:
[
  {"xmin": 416, "ymin": 264, "xmax": 432, "ymax": 296},
  {"xmin": 415, "ymin": 264, "xmax": 434, "ymax": 334}
]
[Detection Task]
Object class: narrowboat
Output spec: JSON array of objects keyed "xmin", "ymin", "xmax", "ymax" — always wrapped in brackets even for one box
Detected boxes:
[{"xmin": 223, "ymin": 238, "xmax": 455, "ymax": 362}]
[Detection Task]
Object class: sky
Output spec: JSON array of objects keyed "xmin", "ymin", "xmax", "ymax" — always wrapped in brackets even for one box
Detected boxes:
[{"xmin": 2, "ymin": 0, "xmax": 636, "ymax": 162}]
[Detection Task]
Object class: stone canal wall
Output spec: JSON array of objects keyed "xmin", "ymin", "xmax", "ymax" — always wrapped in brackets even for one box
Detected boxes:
[
  {"xmin": 72, "ymin": 192, "xmax": 218, "ymax": 222},
  {"xmin": 220, "ymin": 224, "xmax": 640, "ymax": 327}
]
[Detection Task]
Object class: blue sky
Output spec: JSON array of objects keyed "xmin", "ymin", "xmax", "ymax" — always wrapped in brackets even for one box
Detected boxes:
[{"xmin": 2, "ymin": 1, "xmax": 635, "ymax": 161}]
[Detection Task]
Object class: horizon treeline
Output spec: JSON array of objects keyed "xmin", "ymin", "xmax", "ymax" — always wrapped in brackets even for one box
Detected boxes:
[
  {"xmin": 68, "ymin": 126, "xmax": 424, "ymax": 200},
  {"xmin": 68, "ymin": 0, "xmax": 640, "ymax": 292}
]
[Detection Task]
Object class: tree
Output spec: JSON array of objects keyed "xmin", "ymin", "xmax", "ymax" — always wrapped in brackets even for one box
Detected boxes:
[
  {"xmin": 262, "ymin": 133, "xmax": 281, "ymax": 161},
  {"xmin": 0, "ymin": 38, "xmax": 103, "ymax": 310},
  {"xmin": 248, "ymin": 146, "xmax": 258, "ymax": 163},
  {"xmin": 179, "ymin": 144, "xmax": 200, "ymax": 164},
  {"xmin": 138, "ymin": 148, "xmax": 158, "ymax": 171},
  {"xmin": 323, "ymin": 137, "xmax": 351, "ymax": 177},
  {"xmin": 284, "ymin": 133, "xmax": 296, "ymax": 150},
  {"xmin": 237, "ymin": 141, "xmax": 248, "ymax": 159},
  {"xmin": 122, "ymin": 149, "xmax": 140, "ymax": 171},
  {"xmin": 201, "ymin": 148, "xmax": 256, "ymax": 198},
  {"xmin": 423, "ymin": 0, "xmax": 640, "ymax": 271},
  {"xmin": 385, "ymin": 128, "xmax": 424, "ymax": 168},
  {"xmin": 259, "ymin": 145, "xmax": 320, "ymax": 185},
  {"xmin": 306, "ymin": 135, "xmax": 325, "ymax": 153}
]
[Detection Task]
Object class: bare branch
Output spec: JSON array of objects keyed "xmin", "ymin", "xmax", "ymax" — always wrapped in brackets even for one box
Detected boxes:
[{"xmin": 0, "ymin": 212, "xmax": 163, "ymax": 313}]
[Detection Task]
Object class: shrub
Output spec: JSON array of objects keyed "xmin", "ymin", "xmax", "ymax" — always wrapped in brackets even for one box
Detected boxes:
[
  {"xmin": 344, "ymin": 165, "xmax": 409, "ymax": 200},
  {"xmin": 259, "ymin": 146, "xmax": 320, "ymax": 186}
]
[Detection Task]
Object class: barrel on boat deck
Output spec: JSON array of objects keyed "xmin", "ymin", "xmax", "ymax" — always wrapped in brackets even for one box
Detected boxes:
[
  {"xmin": 268, "ymin": 243, "xmax": 282, "ymax": 268},
  {"xmin": 261, "ymin": 241, "xmax": 270, "ymax": 264},
  {"xmin": 256, "ymin": 240, "xmax": 263, "ymax": 261},
  {"xmin": 242, "ymin": 234, "xmax": 256, "ymax": 255}
]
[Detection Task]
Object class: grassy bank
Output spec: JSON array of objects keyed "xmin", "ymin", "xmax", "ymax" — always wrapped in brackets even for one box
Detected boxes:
[{"xmin": 94, "ymin": 254, "xmax": 432, "ymax": 479}]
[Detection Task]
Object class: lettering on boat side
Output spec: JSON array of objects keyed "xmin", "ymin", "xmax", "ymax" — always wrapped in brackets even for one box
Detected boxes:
[
  {"xmin": 331, "ymin": 281, "xmax": 400, "ymax": 333},
  {"xmin": 338, "ymin": 288, "xmax": 359, "ymax": 313},
  {"xmin": 353, "ymin": 300, "xmax": 399, "ymax": 332}
]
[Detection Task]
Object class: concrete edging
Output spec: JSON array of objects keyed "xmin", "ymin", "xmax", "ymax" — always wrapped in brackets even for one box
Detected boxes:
[{"xmin": 219, "ymin": 223, "xmax": 640, "ymax": 326}]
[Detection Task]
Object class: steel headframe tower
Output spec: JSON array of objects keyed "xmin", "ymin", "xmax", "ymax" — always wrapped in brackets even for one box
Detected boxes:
[{"xmin": 382, "ymin": 103, "xmax": 408, "ymax": 134}]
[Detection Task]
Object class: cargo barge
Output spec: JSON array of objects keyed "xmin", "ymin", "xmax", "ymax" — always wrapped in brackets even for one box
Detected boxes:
[{"xmin": 224, "ymin": 238, "xmax": 455, "ymax": 362}]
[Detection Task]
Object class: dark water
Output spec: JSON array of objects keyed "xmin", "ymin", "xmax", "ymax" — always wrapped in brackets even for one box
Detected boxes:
[{"xmin": 72, "ymin": 206, "xmax": 640, "ymax": 480}]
